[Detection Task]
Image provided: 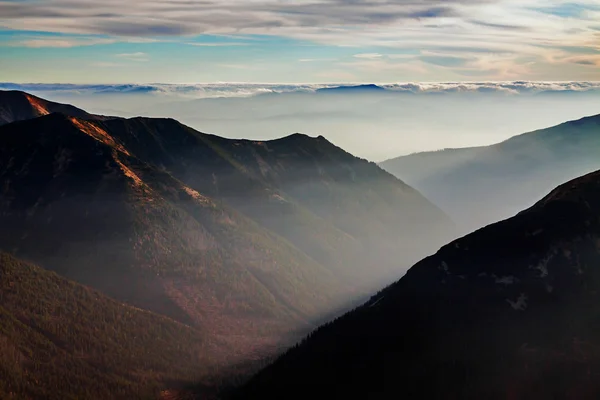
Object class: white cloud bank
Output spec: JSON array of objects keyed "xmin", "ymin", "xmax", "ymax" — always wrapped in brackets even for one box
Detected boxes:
[{"xmin": 2, "ymin": 81, "xmax": 599, "ymax": 99}]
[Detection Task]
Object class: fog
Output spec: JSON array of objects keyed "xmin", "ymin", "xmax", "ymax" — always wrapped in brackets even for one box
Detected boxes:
[{"xmin": 4, "ymin": 82, "xmax": 599, "ymax": 161}]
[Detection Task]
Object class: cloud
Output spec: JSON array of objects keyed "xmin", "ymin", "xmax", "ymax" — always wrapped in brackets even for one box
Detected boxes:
[
  {"xmin": 186, "ymin": 42, "xmax": 249, "ymax": 47},
  {"xmin": 0, "ymin": 0, "xmax": 480, "ymax": 37},
  {"xmin": 115, "ymin": 52, "xmax": 149, "ymax": 61},
  {"xmin": 4, "ymin": 81, "xmax": 600, "ymax": 100},
  {"xmin": 1, "ymin": 0, "xmax": 599, "ymax": 80},
  {"xmin": 420, "ymin": 55, "xmax": 471, "ymax": 67},
  {"xmin": 353, "ymin": 53, "xmax": 384, "ymax": 59},
  {"xmin": 298, "ymin": 58, "xmax": 337, "ymax": 62},
  {"xmin": 565, "ymin": 55, "xmax": 600, "ymax": 67},
  {"xmin": 7, "ymin": 36, "xmax": 116, "ymax": 48}
]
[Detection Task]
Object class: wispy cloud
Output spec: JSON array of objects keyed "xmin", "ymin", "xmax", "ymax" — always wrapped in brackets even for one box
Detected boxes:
[
  {"xmin": 3, "ymin": 82, "xmax": 600, "ymax": 100},
  {"xmin": 1, "ymin": 0, "xmax": 600, "ymax": 80},
  {"xmin": 298, "ymin": 58, "xmax": 337, "ymax": 62},
  {"xmin": 0, "ymin": 0, "xmax": 479, "ymax": 37},
  {"xmin": 353, "ymin": 53, "xmax": 384, "ymax": 59},
  {"xmin": 115, "ymin": 52, "xmax": 149, "ymax": 61},
  {"xmin": 186, "ymin": 42, "xmax": 249, "ymax": 47},
  {"xmin": 7, "ymin": 36, "xmax": 116, "ymax": 48}
]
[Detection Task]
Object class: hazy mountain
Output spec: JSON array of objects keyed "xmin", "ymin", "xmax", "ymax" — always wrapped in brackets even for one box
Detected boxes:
[
  {"xmin": 52, "ymin": 102, "xmax": 455, "ymax": 290},
  {"xmin": 0, "ymin": 112, "xmax": 357, "ymax": 360},
  {"xmin": 0, "ymin": 91, "xmax": 455, "ymax": 396},
  {"xmin": 0, "ymin": 90, "xmax": 100, "ymax": 126},
  {"xmin": 0, "ymin": 251, "xmax": 216, "ymax": 400},
  {"xmin": 380, "ymin": 113, "xmax": 600, "ymax": 234},
  {"xmin": 237, "ymin": 169, "xmax": 600, "ymax": 400}
]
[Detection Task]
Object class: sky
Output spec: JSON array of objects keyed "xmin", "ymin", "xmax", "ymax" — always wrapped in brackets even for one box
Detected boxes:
[{"xmin": 1, "ymin": 0, "xmax": 599, "ymax": 83}]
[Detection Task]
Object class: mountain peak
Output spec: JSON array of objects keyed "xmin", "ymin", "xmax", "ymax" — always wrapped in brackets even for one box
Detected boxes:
[
  {"xmin": 0, "ymin": 90, "xmax": 98, "ymax": 126},
  {"xmin": 316, "ymin": 84, "xmax": 386, "ymax": 94}
]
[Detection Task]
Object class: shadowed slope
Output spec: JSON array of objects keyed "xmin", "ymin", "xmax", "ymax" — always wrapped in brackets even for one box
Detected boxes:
[{"xmin": 237, "ymin": 169, "xmax": 600, "ymax": 400}]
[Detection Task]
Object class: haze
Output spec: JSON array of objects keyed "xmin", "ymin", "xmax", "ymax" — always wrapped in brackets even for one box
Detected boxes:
[{"xmin": 2, "ymin": 82, "xmax": 600, "ymax": 161}]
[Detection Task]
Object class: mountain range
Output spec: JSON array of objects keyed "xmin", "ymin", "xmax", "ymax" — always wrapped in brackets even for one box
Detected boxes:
[
  {"xmin": 0, "ymin": 90, "xmax": 455, "ymax": 398},
  {"xmin": 237, "ymin": 167, "xmax": 600, "ymax": 400},
  {"xmin": 380, "ymin": 113, "xmax": 600, "ymax": 234},
  {"xmin": 4, "ymin": 88, "xmax": 600, "ymax": 400}
]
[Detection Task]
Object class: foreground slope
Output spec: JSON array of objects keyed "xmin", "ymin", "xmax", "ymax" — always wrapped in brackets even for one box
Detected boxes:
[
  {"xmin": 380, "ymin": 114, "xmax": 600, "ymax": 234},
  {"xmin": 0, "ymin": 113, "xmax": 352, "ymax": 361},
  {"xmin": 238, "ymin": 169, "xmax": 600, "ymax": 399},
  {"xmin": 0, "ymin": 251, "xmax": 210, "ymax": 400},
  {"xmin": 0, "ymin": 90, "xmax": 99, "ymax": 126}
]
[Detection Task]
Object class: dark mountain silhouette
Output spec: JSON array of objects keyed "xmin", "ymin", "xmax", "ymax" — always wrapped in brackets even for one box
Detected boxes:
[
  {"xmin": 380, "ymin": 113, "xmax": 600, "ymax": 234},
  {"xmin": 0, "ymin": 90, "xmax": 101, "ymax": 125},
  {"xmin": 236, "ymin": 169, "xmax": 600, "ymax": 400},
  {"xmin": 0, "ymin": 251, "xmax": 216, "ymax": 400}
]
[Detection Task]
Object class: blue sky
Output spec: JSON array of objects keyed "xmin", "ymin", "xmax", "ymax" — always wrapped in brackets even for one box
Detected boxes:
[{"xmin": 1, "ymin": 0, "xmax": 599, "ymax": 83}]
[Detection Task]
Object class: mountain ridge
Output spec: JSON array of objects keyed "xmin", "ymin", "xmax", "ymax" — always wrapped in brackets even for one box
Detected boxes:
[
  {"xmin": 0, "ymin": 90, "xmax": 106, "ymax": 126},
  {"xmin": 380, "ymin": 111, "xmax": 600, "ymax": 234}
]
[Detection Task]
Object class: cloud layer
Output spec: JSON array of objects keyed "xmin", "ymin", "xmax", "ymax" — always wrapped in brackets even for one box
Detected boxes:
[
  {"xmin": 1, "ymin": 0, "xmax": 599, "ymax": 81},
  {"xmin": 2, "ymin": 81, "xmax": 600, "ymax": 99}
]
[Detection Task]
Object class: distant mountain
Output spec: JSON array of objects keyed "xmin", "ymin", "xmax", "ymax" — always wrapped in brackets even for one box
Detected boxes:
[
  {"xmin": 380, "ymin": 113, "xmax": 600, "ymax": 234},
  {"xmin": 0, "ymin": 90, "xmax": 101, "ymax": 125},
  {"xmin": 237, "ymin": 169, "xmax": 600, "ymax": 400},
  {"xmin": 315, "ymin": 84, "xmax": 387, "ymax": 94},
  {"xmin": 0, "ymin": 251, "xmax": 215, "ymax": 400}
]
